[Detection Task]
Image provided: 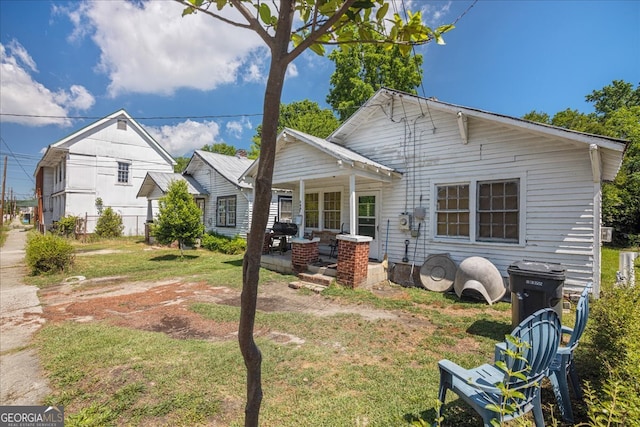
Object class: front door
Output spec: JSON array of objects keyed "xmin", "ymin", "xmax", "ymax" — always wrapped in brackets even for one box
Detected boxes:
[{"xmin": 356, "ymin": 192, "xmax": 379, "ymax": 260}]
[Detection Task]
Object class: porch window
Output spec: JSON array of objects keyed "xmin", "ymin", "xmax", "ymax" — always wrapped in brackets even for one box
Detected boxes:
[
  {"xmin": 323, "ymin": 191, "xmax": 341, "ymax": 230},
  {"xmin": 436, "ymin": 184, "xmax": 470, "ymax": 238},
  {"xmin": 117, "ymin": 162, "xmax": 130, "ymax": 184},
  {"xmin": 278, "ymin": 196, "xmax": 293, "ymax": 222},
  {"xmin": 477, "ymin": 179, "xmax": 519, "ymax": 242},
  {"xmin": 216, "ymin": 195, "xmax": 236, "ymax": 227},
  {"xmin": 305, "ymin": 193, "xmax": 319, "ymax": 228}
]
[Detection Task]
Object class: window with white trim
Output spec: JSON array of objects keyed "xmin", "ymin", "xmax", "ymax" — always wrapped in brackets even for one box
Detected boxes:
[
  {"xmin": 117, "ymin": 162, "xmax": 130, "ymax": 184},
  {"xmin": 216, "ymin": 196, "xmax": 236, "ymax": 227},
  {"xmin": 278, "ymin": 196, "xmax": 293, "ymax": 222},
  {"xmin": 434, "ymin": 178, "xmax": 520, "ymax": 244},
  {"xmin": 477, "ymin": 179, "xmax": 519, "ymax": 242},
  {"xmin": 323, "ymin": 191, "xmax": 341, "ymax": 230},
  {"xmin": 305, "ymin": 193, "xmax": 319, "ymax": 228},
  {"xmin": 436, "ymin": 184, "xmax": 470, "ymax": 238}
]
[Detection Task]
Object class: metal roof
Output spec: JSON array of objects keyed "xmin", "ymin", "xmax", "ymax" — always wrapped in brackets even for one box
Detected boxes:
[
  {"xmin": 190, "ymin": 150, "xmax": 254, "ymax": 189},
  {"xmin": 136, "ymin": 172, "xmax": 208, "ymax": 199}
]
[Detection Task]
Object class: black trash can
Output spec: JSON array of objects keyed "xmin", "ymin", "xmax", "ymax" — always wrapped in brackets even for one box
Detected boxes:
[{"xmin": 508, "ymin": 260, "xmax": 565, "ymax": 327}]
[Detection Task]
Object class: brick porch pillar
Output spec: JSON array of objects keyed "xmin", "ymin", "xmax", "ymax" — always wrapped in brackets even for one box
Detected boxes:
[
  {"xmin": 336, "ymin": 235, "xmax": 372, "ymax": 288},
  {"xmin": 291, "ymin": 237, "xmax": 320, "ymax": 273}
]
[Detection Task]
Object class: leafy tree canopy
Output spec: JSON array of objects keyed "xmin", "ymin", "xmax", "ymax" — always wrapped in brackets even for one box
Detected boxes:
[
  {"xmin": 249, "ymin": 100, "xmax": 340, "ymax": 157},
  {"xmin": 524, "ymin": 80, "xmax": 640, "ymax": 246},
  {"xmin": 152, "ymin": 179, "xmax": 204, "ymax": 258},
  {"xmin": 327, "ymin": 39, "xmax": 423, "ymax": 121},
  {"xmin": 173, "ymin": 156, "xmax": 190, "ymax": 173},
  {"xmin": 202, "ymin": 142, "xmax": 237, "ymax": 156}
]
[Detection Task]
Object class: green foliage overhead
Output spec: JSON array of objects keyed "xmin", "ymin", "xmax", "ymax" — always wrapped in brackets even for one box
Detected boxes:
[
  {"xmin": 152, "ymin": 180, "xmax": 204, "ymax": 258},
  {"xmin": 327, "ymin": 40, "xmax": 424, "ymax": 121},
  {"xmin": 249, "ymin": 100, "xmax": 340, "ymax": 157},
  {"xmin": 524, "ymin": 80, "xmax": 640, "ymax": 247},
  {"xmin": 202, "ymin": 142, "xmax": 237, "ymax": 156},
  {"xmin": 173, "ymin": 156, "xmax": 190, "ymax": 173},
  {"xmin": 25, "ymin": 232, "xmax": 75, "ymax": 275},
  {"xmin": 94, "ymin": 207, "xmax": 125, "ymax": 238}
]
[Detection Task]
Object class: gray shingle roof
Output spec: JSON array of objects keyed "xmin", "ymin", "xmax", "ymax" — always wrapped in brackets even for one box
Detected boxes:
[
  {"xmin": 193, "ymin": 150, "xmax": 253, "ymax": 189},
  {"xmin": 136, "ymin": 172, "xmax": 208, "ymax": 199}
]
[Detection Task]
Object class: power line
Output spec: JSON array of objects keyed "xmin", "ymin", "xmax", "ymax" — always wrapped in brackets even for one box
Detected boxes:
[
  {"xmin": 0, "ymin": 112, "xmax": 263, "ymax": 121},
  {"xmin": 1, "ymin": 137, "xmax": 35, "ymax": 186}
]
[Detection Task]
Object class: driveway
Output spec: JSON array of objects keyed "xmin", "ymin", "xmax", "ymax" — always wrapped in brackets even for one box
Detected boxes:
[{"xmin": 0, "ymin": 220, "xmax": 50, "ymax": 405}]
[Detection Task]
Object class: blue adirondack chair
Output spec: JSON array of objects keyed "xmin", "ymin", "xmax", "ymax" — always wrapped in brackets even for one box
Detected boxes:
[
  {"xmin": 548, "ymin": 284, "xmax": 592, "ymax": 422},
  {"xmin": 495, "ymin": 283, "xmax": 592, "ymax": 423},
  {"xmin": 437, "ymin": 308, "xmax": 561, "ymax": 427}
]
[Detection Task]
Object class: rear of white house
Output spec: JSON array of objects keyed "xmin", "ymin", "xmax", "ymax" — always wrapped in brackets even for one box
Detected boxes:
[{"xmin": 242, "ymin": 89, "xmax": 627, "ymax": 296}]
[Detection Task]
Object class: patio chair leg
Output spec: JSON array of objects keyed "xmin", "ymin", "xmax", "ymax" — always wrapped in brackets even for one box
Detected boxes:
[{"xmin": 549, "ymin": 370, "xmax": 574, "ymax": 423}]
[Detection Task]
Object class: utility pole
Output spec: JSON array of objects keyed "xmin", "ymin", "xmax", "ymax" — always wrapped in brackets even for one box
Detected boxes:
[{"xmin": 1, "ymin": 156, "xmax": 6, "ymax": 227}]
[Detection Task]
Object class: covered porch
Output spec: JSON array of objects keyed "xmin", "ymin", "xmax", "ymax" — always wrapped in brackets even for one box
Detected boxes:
[{"xmin": 242, "ymin": 128, "xmax": 402, "ymax": 288}]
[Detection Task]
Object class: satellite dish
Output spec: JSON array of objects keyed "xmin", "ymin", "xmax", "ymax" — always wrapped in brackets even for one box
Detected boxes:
[{"xmin": 420, "ymin": 254, "xmax": 457, "ymax": 292}]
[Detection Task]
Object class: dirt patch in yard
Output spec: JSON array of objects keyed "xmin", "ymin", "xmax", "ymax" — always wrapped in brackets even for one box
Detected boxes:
[{"xmin": 38, "ymin": 279, "xmax": 427, "ymax": 344}]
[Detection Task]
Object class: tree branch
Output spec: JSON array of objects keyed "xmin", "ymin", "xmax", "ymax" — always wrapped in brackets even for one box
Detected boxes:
[
  {"xmin": 172, "ymin": 0, "xmax": 251, "ymax": 29},
  {"xmin": 285, "ymin": 0, "xmax": 359, "ymax": 63},
  {"xmin": 229, "ymin": 0, "xmax": 273, "ymax": 46}
]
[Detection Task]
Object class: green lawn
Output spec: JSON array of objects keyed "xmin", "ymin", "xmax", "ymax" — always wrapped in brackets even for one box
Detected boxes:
[{"xmin": 28, "ymin": 238, "xmax": 635, "ymax": 426}]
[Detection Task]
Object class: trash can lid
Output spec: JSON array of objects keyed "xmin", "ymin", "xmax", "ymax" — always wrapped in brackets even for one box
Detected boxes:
[{"xmin": 508, "ymin": 260, "xmax": 565, "ymax": 277}]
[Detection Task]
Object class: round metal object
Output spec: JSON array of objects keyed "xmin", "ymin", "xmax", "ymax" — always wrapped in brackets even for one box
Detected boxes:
[{"xmin": 420, "ymin": 254, "xmax": 457, "ymax": 292}]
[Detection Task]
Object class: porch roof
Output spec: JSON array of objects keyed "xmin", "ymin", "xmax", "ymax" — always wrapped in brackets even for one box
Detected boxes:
[
  {"xmin": 136, "ymin": 172, "xmax": 208, "ymax": 199},
  {"xmin": 241, "ymin": 127, "xmax": 402, "ymax": 185}
]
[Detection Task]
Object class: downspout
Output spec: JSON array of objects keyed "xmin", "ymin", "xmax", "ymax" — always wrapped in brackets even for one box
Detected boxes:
[{"xmin": 589, "ymin": 144, "xmax": 602, "ymax": 298}]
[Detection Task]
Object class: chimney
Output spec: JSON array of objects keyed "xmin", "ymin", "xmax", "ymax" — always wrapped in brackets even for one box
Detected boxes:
[{"xmin": 236, "ymin": 149, "xmax": 248, "ymax": 158}]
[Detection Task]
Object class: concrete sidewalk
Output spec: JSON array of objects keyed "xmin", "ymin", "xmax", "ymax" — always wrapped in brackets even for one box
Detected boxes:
[{"xmin": 0, "ymin": 220, "xmax": 50, "ymax": 405}]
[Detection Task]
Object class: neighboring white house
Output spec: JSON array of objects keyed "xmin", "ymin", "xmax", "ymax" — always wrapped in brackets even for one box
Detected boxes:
[
  {"xmin": 34, "ymin": 110, "xmax": 176, "ymax": 235},
  {"xmin": 137, "ymin": 150, "xmax": 291, "ymax": 239},
  {"xmin": 241, "ymin": 88, "xmax": 628, "ymax": 296}
]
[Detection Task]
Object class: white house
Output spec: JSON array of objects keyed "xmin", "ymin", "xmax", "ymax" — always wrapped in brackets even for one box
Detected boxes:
[
  {"xmin": 34, "ymin": 110, "xmax": 175, "ymax": 235},
  {"xmin": 137, "ymin": 150, "xmax": 291, "ymax": 239},
  {"xmin": 241, "ymin": 88, "xmax": 627, "ymax": 296}
]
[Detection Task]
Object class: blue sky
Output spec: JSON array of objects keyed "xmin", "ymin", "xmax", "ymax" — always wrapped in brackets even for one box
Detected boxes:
[{"xmin": 1, "ymin": 0, "xmax": 638, "ymax": 199}]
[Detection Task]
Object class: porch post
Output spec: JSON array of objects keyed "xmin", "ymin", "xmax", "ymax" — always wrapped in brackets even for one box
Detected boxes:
[
  {"xmin": 146, "ymin": 199, "xmax": 153, "ymax": 222},
  {"xmin": 349, "ymin": 173, "xmax": 356, "ymax": 235},
  {"xmin": 298, "ymin": 178, "xmax": 305, "ymax": 239}
]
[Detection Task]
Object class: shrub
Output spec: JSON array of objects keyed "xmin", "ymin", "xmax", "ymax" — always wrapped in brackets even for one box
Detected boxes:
[
  {"xmin": 53, "ymin": 215, "xmax": 78, "ymax": 237},
  {"xmin": 25, "ymin": 232, "xmax": 75, "ymax": 275},
  {"xmin": 201, "ymin": 232, "xmax": 246, "ymax": 255},
  {"xmin": 584, "ymin": 281, "xmax": 640, "ymax": 424},
  {"xmin": 94, "ymin": 207, "xmax": 124, "ymax": 238}
]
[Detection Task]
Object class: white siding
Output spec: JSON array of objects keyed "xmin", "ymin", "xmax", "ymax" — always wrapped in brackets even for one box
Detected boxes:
[{"xmin": 337, "ymin": 101, "xmax": 598, "ymax": 290}]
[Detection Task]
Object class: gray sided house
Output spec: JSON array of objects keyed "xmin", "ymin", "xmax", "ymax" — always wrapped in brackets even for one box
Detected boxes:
[
  {"xmin": 138, "ymin": 150, "xmax": 291, "ymax": 239},
  {"xmin": 34, "ymin": 109, "xmax": 176, "ymax": 235},
  {"xmin": 242, "ymin": 88, "xmax": 627, "ymax": 296}
]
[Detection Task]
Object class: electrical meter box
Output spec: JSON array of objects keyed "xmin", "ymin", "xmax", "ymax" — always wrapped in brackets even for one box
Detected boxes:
[{"xmin": 399, "ymin": 214, "xmax": 412, "ymax": 231}]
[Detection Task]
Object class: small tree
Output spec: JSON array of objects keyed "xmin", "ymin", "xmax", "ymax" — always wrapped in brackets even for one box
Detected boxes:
[
  {"xmin": 152, "ymin": 179, "xmax": 204, "ymax": 258},
  {"xmin": 94, "ymin": 207, "xmax": 124, "ymax": 238}
]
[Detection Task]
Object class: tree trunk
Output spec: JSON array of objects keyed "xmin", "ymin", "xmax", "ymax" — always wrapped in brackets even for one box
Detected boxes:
[{"xmin": 239, "ymin": 5, "xmax": 295, "ymax": 427}]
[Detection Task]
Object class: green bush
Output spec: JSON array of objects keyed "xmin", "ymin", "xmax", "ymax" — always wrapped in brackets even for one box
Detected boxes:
[
  {"xmin": 53, "ymin": 215, "xmax": 78, "ymax": 237},
  {"xmin": 200, "ymin": 232, "xmax": 246, "ymax": 255},
  {"xmin": 25, "ymin": 232, "xmax": 75, "ymax": 275},
  {"xmin": 585, "ymin": 282, "xmax": 640, "ymax": 424},
  {"xmin": 94, "ymin": 207, "xmax": 124, "ymax": 238}
]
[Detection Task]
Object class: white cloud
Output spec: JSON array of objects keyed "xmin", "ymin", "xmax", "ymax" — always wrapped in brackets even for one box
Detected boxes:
[
  {"xmin": 146, "ymin": 120, "xmax": 222, "ymax": 157},
  {"xmin": 225, "ymin": 116, "xmax": 252, "ymax": 139},
  {"xmin": 67, "ymin": 1, "xmax": 265, "ymax": 97},
  {"xmin": 0, "ymin": 41, "xmax": 94, "ymax": 127}
]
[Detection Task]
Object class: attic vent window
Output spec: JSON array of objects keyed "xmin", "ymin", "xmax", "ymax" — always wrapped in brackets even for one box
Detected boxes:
[{"xmin": 117, "ymin": 119, "xmax": 127, "ymax": 130}]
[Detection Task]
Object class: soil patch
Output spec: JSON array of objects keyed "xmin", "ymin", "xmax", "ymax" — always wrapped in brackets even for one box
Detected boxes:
[{"xmin": 39, "ymin": 279, "xmax": 422, "ymax": 343}]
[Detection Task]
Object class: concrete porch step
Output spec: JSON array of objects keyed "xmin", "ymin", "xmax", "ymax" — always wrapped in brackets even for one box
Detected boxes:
[
  {"xmin": 288, "ymin": 281, "xmax": 328, "ymax": 293},
  {"xmin": 307, "ymin": 263, "xmax": 337, "ymax": 277},
  {"xmin": 297, "ymin": 272, "xmax": 334, "ymax": 286}
]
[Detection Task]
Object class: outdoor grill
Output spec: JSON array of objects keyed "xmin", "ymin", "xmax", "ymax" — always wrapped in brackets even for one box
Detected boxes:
[{"xmin": 267, "ymin": 216, "xmax": 298, "ymax": 253}]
